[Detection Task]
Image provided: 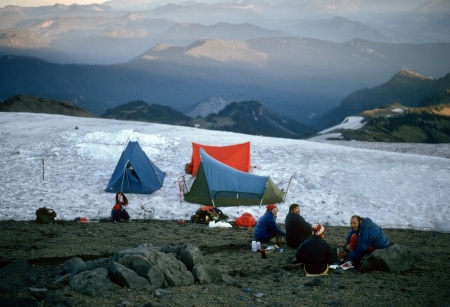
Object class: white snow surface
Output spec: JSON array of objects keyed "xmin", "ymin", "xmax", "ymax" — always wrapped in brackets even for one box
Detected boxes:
[
  {"xmin": 1, "ymin": 113, "xmax": 449, "ymax": 233},
  {"xmin": 318, "ymin": 116, "xmax": 366, "ymax": 135}
]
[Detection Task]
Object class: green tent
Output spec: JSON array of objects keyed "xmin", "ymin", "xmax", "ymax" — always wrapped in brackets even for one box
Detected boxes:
[{"xmin": 184, "ymin": 149, "xmax": 285, "ymax": 207}]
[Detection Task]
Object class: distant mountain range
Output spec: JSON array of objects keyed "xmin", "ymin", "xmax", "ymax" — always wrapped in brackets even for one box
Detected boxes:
[
  {"xmin": 1, "ymin": 0, "xmax": 449, "ymax": 132},
  {"xmin": 101, "ymin": 99, "xmax": 316, "ymax": 139},
  {"xmin": 1, "ymin": 1, "xmax": 448, "ymax": 65},
  {"xmin": 0, "ymin": 96, "xmax": 315, "ymax": 139},
  {"xmin": 2, "ymin": 71, "xmax": 449, "ymax": 143},
  {"xmin": 1, "ymin": 39, "xmax": 450, "ymax": 126}
]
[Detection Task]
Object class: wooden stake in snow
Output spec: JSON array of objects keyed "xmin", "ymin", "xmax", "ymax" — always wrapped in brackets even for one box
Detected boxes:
[{"xmin": 42, "ymin": 158, "xmax": 45, "ymax": 180}]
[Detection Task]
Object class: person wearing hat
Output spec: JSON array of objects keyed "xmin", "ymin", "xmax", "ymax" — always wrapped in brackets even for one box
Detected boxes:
[
  {"xmin": 294, "ymin": 224, "xmax": 338, "ymax": 275},
  {"xmin": 285, "ymin": 203, "xmax": 312, "ymax": 249},
  {"xmin": 254, "ymin": 204, "xmax": 286, "ymax": 244},
  {"xmin": 337, "ymin": 215, "xmax": 390, "ymax": 267}
]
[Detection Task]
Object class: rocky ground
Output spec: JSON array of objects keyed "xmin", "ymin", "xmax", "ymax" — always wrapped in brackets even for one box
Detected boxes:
[{"xmin": 0, "ymin": 219, "xmax": 449, "ymax": 307}]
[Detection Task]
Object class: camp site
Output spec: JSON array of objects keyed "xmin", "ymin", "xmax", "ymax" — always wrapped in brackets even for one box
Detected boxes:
[{"xmin": 1, "ymin": 113, "xmax": 449, "ymax": 306}]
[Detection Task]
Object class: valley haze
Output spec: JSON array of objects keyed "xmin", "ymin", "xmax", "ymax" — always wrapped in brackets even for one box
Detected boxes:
[{"xmin": 0, "ymin": 0, "xmax": 449, "ymax": 130}]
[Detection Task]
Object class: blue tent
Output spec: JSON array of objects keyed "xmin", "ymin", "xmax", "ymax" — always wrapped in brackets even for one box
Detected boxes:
[
  {"xmin": 184, "ymin": 148, "xmax": 285, "ymax": 206},
  {"xmin": 105, "ymin": 141, "xmax": 166, "ymax": 194}
]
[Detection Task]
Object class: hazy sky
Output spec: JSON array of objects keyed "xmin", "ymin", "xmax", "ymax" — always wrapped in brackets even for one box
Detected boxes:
[{"xmin": 0, "ymin": 0, "xmax": 101, "ymax": 7}]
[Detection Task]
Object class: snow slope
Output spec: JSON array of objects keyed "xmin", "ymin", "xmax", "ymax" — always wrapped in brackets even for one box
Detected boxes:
[{"xmin": 1, "ymin": 113, "xmax": 449, "ymax": 232}]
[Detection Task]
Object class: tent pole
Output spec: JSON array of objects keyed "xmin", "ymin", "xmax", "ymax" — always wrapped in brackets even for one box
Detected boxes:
[
  {"xmin": 259, "ymin": 179, "xmax": 269, "ymax": 207},
  {"xmin": 178, "ymin": 176, "xmax": 186, "ymax": 204},
  {"xmin": 120, "ymin": 159, "xmax": 130, "ymax": 193},
  {"xmin": 283, "ymin": 175, "xmax": 294, "ymax": 202}
]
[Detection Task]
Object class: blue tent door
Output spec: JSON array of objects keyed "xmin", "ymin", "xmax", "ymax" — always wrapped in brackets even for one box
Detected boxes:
[{"xmin": 105, "ymin": 141, "xmax": 166, "ymax": 194}]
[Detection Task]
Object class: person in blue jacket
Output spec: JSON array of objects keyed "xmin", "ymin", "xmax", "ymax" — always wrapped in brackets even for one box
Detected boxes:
[
  {"xmin": 254, "ymin": 204, "xmax": 286, "ymax": 244},
  {"xmin": 338, "ymin": 215, "xmax": 390, "ymax": 266},
  {"xmin": 285, "ymin": 203, "xmax": 312, "ymax": 249},
  {"xmin": 295, "ymin": 224, "xmax": 338, "ymax": 275}
]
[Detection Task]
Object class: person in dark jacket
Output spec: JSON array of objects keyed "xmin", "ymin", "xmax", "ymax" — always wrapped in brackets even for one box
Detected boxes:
[
  {"xmin": 254, "ymin": 204, "xmax": 286, "ymax": 243},
  {"xmin": 111, "ymin": 192, "xmax": 130, "ymax": 222},
  {"xmin": 337, "ymin": 215, "xmax": 390, "ymax": 266},
  {"xmin": 295, "ymin": 224, "xmax": 338, "ymax": 275},
  {"xmin": 285, "ymin": 203, "xmax": 312, "ymax": 249}
]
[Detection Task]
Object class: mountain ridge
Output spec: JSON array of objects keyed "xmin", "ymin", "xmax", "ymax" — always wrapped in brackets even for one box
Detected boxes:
[
  {"xmin": 0, "ymin": 95, "xmax": 95, "ymax": 117},
  {"xmin": 313, "ymin": 70, "xmax": 450, "ymax": 130},
  {"xmin": 2, "ymin": 38, "xmax": 449, "ymax": 124},
  {"xmin": 2, "ymin": 90, "xmax": 449, "ymax": 143}
]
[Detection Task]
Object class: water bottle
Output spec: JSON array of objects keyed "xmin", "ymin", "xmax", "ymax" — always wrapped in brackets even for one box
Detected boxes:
[{"xmin": 251, "ymin": 241, "xmax": 257, "ymax": 252}]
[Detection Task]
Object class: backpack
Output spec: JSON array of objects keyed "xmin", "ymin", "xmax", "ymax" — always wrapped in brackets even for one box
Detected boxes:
[
  {"xmin": 234, "ymin": 212, "xmax": 256, "ymax": 227},
  {"xmin": 190, "ymin": 206, "xmax": 228, "ymax": 224},
  {"xmin": 35, "ymin": 207, "xmax": 57, "ymax": 224},
  {"xmin": 185, "ymin": 163, "xmax": 193, "ymax": 174}
]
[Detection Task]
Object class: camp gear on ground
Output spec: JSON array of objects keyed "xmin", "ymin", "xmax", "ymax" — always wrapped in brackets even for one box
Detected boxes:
[
  {"xmin": 235, "ymin": 212, "xmax": 257, "ymax": 227},
  {"xmin": 190, "ymin": 206, "xmax": 228, "ymax": 224}
]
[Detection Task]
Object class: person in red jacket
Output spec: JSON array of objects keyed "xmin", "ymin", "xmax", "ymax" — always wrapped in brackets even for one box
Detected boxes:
[{"xmin": 111, "ymin": 192, "xmax": 130, "ymax": 222}]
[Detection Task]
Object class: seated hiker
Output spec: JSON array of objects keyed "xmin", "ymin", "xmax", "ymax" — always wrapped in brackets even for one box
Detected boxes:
[
  {"xmin": 285, "ymin": 203, "xmax": 312, "ymax": 249},
  {"xmin": 295, "ymin": 224, "xmax": 338, "ymax": 275},
  {"xmin": 254, "ymin": 204, "xmax": 286, "ymax": 244},
  {"xmin": 111, "ymin": 192, "xmax": 130, "ymax": 222},
  {"xmin": 337, "ymin": 215, "xmax": 390, "ymax": 267},
  {"xmin": 35, "ymin": 207, "xmax": 57, "ymax": 224}
]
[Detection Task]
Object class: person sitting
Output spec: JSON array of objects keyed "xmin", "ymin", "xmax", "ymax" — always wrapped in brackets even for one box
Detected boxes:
[
  {"xmin": 285, "ymin": 203, "xmax": 312, "ymax": 249},
  {"xmin": 254, "ymin": 204, "xmax": 286, "ymax": 244},
  {"xmin": 295, "ymin": 224, "xmax": 338, "ymax": 275},
  {"xmin": 111, "ymin": 192, "xmax": 130, "ymax": 222},
  {"xmin": 337, "ymin": 215, "xmax": 390, "ymax": 267}
]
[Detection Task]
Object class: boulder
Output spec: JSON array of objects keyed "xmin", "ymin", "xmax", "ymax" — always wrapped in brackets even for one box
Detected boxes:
[
  {"xmin": 360, "ymin": 244, "xmax": 415, "ymax": 273},
  {"xmin": 69, "ymin": 267, "xmax": 120, "ymax": 295},
  {"xmin": 160, "ymin": 243, "xmax": 204, "ymax": 271},
  {"xmin": 192, "ymin": 264, "xmax": 223, "ymax": 285},
  {"xmin": 62, "ymin": 257, "xmax": 87, "ymax": 276},
  {"xmin": 108, "ymin": 261, "xmax": 152, "ymax": 290},
  {"xmin": 112, "ymin": 244, "xmax": 194, "ymax": 288}
]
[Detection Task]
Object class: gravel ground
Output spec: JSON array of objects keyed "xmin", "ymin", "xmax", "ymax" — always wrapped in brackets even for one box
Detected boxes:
[{"xmin": 0, "ymin": 220, "xmax": 449, "ymax": 307}]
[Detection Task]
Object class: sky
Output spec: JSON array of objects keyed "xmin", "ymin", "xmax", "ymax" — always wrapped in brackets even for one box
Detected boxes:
[
  {"xmin": 1, "ymin": 112, "xmax": 449, "ymax": 233},
  {"xmin": 0, "ymin": 0, "xmax": 100, "ymax": 7}
]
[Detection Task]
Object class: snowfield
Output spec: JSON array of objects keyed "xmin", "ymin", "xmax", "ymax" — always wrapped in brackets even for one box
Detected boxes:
[{"xmin": 1, "ymin": 112, "xmax": 449, "ymax": 232}]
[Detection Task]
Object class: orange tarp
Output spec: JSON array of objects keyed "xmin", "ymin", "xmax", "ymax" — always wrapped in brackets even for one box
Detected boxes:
[{"xmin": 189, "ymin": 142, "xmax": 251, "ymax": 176}]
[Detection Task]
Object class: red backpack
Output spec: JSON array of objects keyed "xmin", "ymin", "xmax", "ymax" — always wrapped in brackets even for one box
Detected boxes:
[{"xmin": 234, "ymin": 212, "xmax": 256, "ymax": 227}]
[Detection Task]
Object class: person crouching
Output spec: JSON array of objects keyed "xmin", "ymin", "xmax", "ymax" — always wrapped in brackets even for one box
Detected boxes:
[{"xmin": 111, "ymin": 192, "xmax": 130, "ymax": 222}]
